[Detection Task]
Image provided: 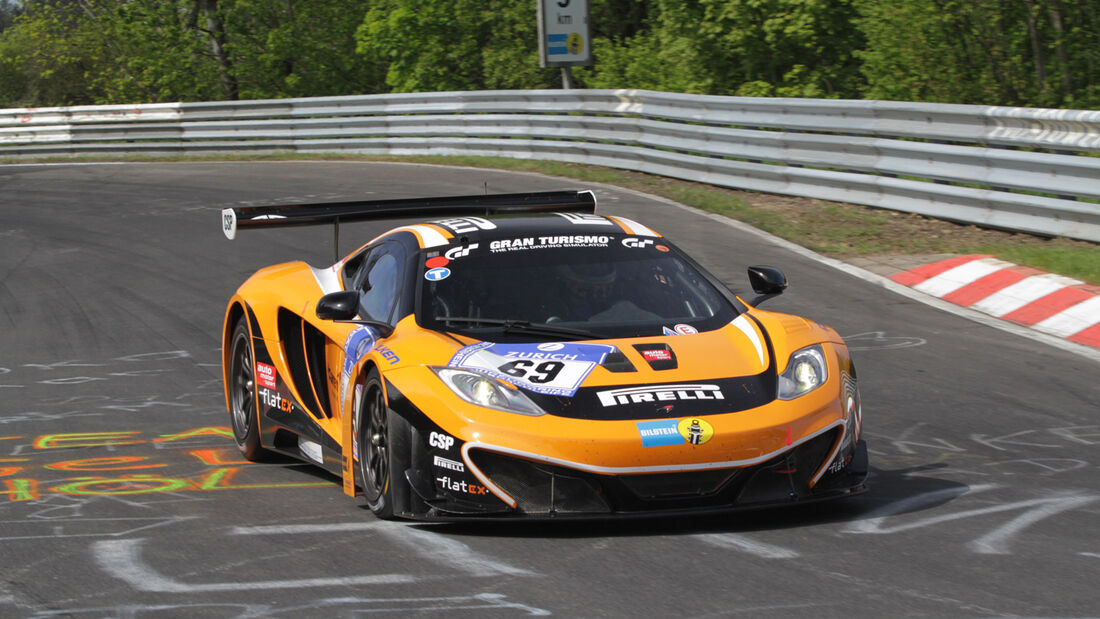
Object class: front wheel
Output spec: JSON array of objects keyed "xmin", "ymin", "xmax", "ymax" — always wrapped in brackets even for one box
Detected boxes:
[
  {"xmin": 354, "ymin": 368, "xmax": 410, "ymax": 519},
  {"xmin": 227, "ymin": 317, "xmax": 269, "ymax": 461}
]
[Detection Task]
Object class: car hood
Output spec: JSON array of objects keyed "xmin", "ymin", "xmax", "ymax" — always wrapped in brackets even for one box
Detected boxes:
[{"xmin": 434, "ymin": 314, "xmax": 780, "ymax": 421}]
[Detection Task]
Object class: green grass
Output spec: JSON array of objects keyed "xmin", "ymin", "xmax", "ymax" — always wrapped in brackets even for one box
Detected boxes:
[{"xmin": 5, "ymin": 152, "xmax": 1098, "ymax": 285}]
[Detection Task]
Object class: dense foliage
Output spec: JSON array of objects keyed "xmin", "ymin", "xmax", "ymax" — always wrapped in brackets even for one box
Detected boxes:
[{"xmin": 1, "ymin": 0, "xmax": 1096, "ymax": 108}]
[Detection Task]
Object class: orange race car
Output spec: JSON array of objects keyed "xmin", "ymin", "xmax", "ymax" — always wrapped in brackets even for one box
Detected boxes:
[{"xmin": 220, "ymin": 190, "xmax": 867, "ymax": 520}]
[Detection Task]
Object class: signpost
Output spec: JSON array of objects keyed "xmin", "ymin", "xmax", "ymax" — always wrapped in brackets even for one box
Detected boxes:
[{"xmin": 537, "ymin": 0, "xmax": 591, "ymax": 88}]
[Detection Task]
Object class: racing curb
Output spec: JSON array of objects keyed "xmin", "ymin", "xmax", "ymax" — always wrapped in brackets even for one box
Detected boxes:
[{"xmin": 888, "ymin": 254, "xmax": 1100, "ymax": 349}]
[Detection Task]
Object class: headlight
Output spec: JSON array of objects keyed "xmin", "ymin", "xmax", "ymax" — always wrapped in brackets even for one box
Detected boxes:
[
  {"xmin": 432, "ymin": 367, "xmax": 546, "ymax": 416},
  {"xmin": 777, "ymin": 345, "xmax": 828, "ymax": 400}
]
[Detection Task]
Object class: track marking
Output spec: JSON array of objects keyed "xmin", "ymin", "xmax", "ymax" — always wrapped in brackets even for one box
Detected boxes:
[
  {"xmin": 93, "ymin": 538, "xmax": 416, "ymax": 592},
  {"xmin": 693, "ymin": 533, "xmax": 799, "ymax": 559},
  {"xmin": 94, "ymin": 521, "xmax": 534, "ymax": 592}
]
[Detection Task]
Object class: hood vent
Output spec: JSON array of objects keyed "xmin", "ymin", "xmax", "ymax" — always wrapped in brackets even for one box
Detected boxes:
[{"xmin": 601, "ymin": 350, "xmax": 637, "ymax": 373}]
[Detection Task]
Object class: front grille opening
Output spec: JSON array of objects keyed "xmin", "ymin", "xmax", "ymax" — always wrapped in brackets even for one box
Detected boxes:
[
  {"xmin": 470, "ymin": 450, "xmax": 610, "ymax": 515},
  {"xmin": 619, "ymin": 468, "xmax": 738, "ymax": 500}
]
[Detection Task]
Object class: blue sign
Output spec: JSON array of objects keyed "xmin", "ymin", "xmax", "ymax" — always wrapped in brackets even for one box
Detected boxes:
[{"xmin": 636, "ymin": 419, "xmax": 683, "ymax": 447}]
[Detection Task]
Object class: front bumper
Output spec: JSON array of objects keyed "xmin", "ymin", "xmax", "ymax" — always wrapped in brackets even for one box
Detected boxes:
[{"xmin": 402, "ymin": 434, "xmax": 868, "ymax": 521}]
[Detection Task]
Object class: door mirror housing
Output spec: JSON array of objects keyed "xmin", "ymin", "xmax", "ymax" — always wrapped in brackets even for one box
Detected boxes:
[
  {"xmin": 747, "ymin": 266, "xmax": 788, "ymax": 306},
  {"xmin": 316, "ymin": 291, "xmax": 360, "ymax": 321},
  {"xmin": 316, "ymin": 290, "xmax": 395, "ymax": 338}
]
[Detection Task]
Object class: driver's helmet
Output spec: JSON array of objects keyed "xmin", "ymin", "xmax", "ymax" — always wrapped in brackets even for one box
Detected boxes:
[{"xmin": 558, "ymin": 262, "xmax": 616, "ymax": 299}]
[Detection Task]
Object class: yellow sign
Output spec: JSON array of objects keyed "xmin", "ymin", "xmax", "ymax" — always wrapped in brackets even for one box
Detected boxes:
[{"xmin": 566, "ymin": 33, "xmax": 584, "ymax": 55}]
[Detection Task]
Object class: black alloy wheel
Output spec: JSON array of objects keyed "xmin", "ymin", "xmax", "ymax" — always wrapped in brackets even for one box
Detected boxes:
[{"xmin": 228, "ymin": 318, "xmax": 266, "ymax": 460}]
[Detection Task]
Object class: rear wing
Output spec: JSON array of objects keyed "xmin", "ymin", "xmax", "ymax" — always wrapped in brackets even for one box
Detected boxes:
[{"xmin": 221, "ymin": 190, "xmax": 597, "ymax": 240}]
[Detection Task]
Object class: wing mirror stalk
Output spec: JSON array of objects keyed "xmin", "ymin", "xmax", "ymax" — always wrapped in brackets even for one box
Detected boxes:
[
  {"xmin": 316, "ymin": 291, "xmax": 395, "ymax": 337},
  {"xmin": 747, "ymin": 266, "xmax": 788, "ymax": 306}
]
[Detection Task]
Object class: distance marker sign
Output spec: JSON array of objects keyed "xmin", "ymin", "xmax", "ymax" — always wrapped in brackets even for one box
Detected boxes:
[{"xmin": 538, "ymin": 0, "xmax": 591, "ymax": 67}]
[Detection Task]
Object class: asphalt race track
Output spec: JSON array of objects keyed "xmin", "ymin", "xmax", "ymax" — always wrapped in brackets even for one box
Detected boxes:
[{"xmin": 1, "ymin": 161, "xmax": 1098, "ymax": 618}]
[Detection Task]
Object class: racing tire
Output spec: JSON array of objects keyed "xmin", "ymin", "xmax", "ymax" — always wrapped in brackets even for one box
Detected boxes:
[
  {"xmin": 227, "ymin": 317, "xmax": 269, "ymax": 461},
  {"xmin": 355, "ymin": 368, "xmax": 412, "ymax": 519}
]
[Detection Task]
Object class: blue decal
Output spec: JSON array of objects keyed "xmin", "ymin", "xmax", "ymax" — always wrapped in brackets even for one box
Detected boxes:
[
  {"xmin": 425, "ymin": 267, "xmax": 451, "ymax": 281},
  {"xmin": 341, "ymin": 326, "xmax": 376, "ymax": 402},
  {"xmin": 448, "ymin": 341, "xmax": 494, "ymax": 366},
  {"xmin": 376, "ymin": 344, "xmax": 400, "ymax": 365},
  {"xmin": 446, "ymin": 341, "xmax": 616, "ymax": 397},
  {"xmin": 637, "ymin": 419, "xmax": 683, "ymax": 447},
  {"xmin": 487, "ymin": 342, "xmax": 615, "ymax": 364},
  {"xmin": 662, "ymin": 326, "xmax": 678, "ymax": 336}
]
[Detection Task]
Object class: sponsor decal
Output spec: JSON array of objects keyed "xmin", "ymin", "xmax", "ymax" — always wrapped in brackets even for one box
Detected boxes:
[
  {"xmin": 637, "ymin": 418, "xmax": 715, "ymax": 447},
  {"xmin": 429, "ymin": 431, "xmax": 455, "ymax": 451},
  {"xmin": 678, "ymin": 418, "xmax": 714, "ymax": 445},
  {"xmin": 597, "ymin": 384, "xmax": 724, "ymax": 407},
  {"xmin": 448, "ymin": 342, "xmax": 616, "ymax": 396},
  {"xmin": 436, "ymin": 475, "xmax": 488, "ymax": 495},
  {"xmin": 641, "ymin": 349, "xmax": 672, "ymax": 362},
  {"xmin": 340, "ymin": 326, "xmax": 377, "ymax": 405},
  {"xmin": 827, "ymin": 453, "xmax": 851, "ymax": 474},
  {"xmin": 444, "ymin": 243, "xmax": 478, "ymax": 260},
  {"xmin": 376, "ymin": 345, "xmax": 400, "ymax": 365},
  {"xmin": 425, "ymin": 256, "xmax": 449, "ymax": 269},
  {"xmin": 673, "ymin": 323, "xmax": 698, "ymax": 335},
  {"xmin": 221, "ymin": 209, "xmax": 236, "ymax": 239},
  {"xmin": 258, "ymin": 387, "xmax": 293, "ymax": 413},
  {"xmin": 655, "ymin": 244, "xmax": 670, "ymax": 253},
  {"xmin": 425, "ymin": 267, "xmax": 451, "ymax": 281},
  {"xmin": 352, "ymin": 384, "xmax": 363, "ymax": 461},
  {"xmin": 636, "ymin": 419, "xmax": 682, "ymax": 447},
  {"xmin": 556, "ymin": 212, "xmax": 613, "ymax": 226},
  {"xmin": 488, "ymin": 236, "xmax": 610, "ymax": 253},
  {"xmin": 432, "ymin": 217, "xmax": 496, "ymax": 234},
  {"xmin": 622, "ymin": 237, "xmax": 654, "ymax": 249},
  {"xmin": 433, "ymin": 455, "xmax": 465, "ymax": 473},
  {"xmin": 255, "ymin": 362, "xmax": 277, "ymax": 389}
]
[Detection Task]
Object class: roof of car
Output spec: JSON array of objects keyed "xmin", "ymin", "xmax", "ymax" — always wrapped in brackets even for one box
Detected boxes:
[{"xmin": 375, "ymin": 212, "xmax": 664, "ymax": 249}]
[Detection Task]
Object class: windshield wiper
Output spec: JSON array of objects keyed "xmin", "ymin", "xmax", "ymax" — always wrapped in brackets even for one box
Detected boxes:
[{"xmin": 432, "ymin": 316, "xmax": 603, "ymax": 339}]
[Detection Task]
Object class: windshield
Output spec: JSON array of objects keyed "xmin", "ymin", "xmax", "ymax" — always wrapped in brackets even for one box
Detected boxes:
[{"xmin": 418, "ymin": 235, "xmax": 737, "ymax": 340}]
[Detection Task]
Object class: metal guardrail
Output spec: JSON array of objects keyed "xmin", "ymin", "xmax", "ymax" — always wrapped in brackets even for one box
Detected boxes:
[{"xmin": 2, "ymin": 90, "xmax": 1098, "ymax": 242}]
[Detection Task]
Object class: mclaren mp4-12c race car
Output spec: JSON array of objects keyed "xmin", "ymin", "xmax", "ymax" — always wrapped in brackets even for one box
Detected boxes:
[{"xmin": 220, "ymin": 190, "xmax": 867, "ymax": 520}]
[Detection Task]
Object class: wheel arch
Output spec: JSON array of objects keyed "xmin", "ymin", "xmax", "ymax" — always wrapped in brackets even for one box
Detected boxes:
[{"xmin": 221, "ymin": 299, "xmax": 251, "ymax": 416}]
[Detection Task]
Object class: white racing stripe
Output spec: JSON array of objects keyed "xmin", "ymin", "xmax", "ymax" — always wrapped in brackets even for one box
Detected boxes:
[
  {"xmin": 731, "ymin": 314, "xmax": 765, "ymax": 366},
  {"xmin": 378, "ymin": 224, "xmax": 451, "ymax": 248},
  {"xmin": 608, "ymin": 215, "xmax": 659, "ymax": 237}
]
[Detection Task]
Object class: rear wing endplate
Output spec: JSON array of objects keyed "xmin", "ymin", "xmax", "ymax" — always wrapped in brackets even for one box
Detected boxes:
[{"xmin": 221, "ymin": 190, "xmax": 596, "ymax": 240}]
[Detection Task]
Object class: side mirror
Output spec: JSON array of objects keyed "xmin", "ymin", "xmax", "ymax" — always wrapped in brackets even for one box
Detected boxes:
[
  {"xmin": 316, "ymin": 291, "xmax": 360, "ymax": 321},
  {"xmin": 747, "ymin": 266, "xmax": 787, "ymax": 306},
  {"xmin": 315, "ymin": 290, "xmax": 396, "ymax": 338}
]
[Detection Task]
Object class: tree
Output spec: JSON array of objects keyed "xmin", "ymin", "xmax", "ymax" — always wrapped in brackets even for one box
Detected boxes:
[
  {"xmin": 0, "ymin": 1, "xmax": 110, "ymax": 107},
  {"xmin": 225, "ymin": 0, "xmax": 385, "ymax": 99},
  {"xmin": 855, "ymin": 0, "xmax": 1100, "ymax": 108},
  {"xmin": 356, "ymin": 0, "xmax": 559, "ymax": 92},
  {"xmin": 0, "ymin": 0, "xmax": 24, "ymax": 33}
]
